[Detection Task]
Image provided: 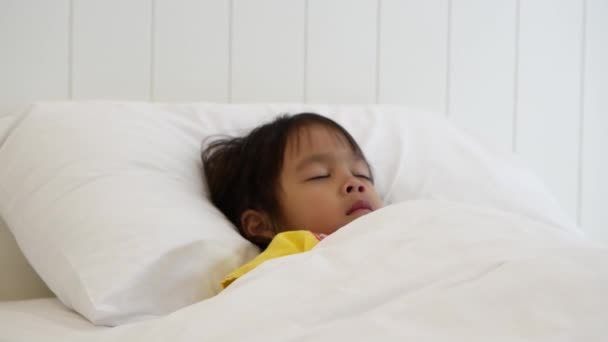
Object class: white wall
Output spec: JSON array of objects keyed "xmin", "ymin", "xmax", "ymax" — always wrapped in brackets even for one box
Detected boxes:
[{"xmin": 0, "ymin": 0, "xmax": 606, "ymax": 241}]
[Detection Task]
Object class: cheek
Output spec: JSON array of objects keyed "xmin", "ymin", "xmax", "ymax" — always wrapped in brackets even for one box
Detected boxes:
[
  {"xmin": 281, "ymin": 189, "xmax": 341, "ymax": 229},
  {"xmin": 289, "ymin": 189, "xmax": 335, "ymax": 214},
  {"xmin": 279, "ymin": 188, "xmax": 320, "ymax": 224},
  {"xmin": 374, "ymin": 189, "xmax": 383, "ymax": 203},
  {"xmin": 367, "ymin": 187, "xmax": 384, "ymax": 208}
]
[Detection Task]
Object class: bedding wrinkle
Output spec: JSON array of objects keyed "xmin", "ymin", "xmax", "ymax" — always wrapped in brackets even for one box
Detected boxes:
[
  {"xmin": 26, "ymin": 162, "xmax": 196, "ymax": 225},
  {"xmin": 11, "ymin": 158, "xmax": 98, "ymax": 215},
  {"xmin": 288, "ymin": 263, "xmax": 447, "ymax": 328},
  {"xmin": 0, "ymin": 108, "xmax": 32, "ymax": 149},
  {"xmin": 441, "ymin": 260, "xmax": 507, "ymax": 289},
  {"xmin": 287, "ymin": 276, "xmax": 450, "ymax": 337}
]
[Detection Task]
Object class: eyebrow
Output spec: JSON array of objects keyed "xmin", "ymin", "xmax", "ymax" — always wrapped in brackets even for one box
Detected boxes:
[{"xmin": 295, "ymin": 153, "xmax": 365, "ymax": 172}]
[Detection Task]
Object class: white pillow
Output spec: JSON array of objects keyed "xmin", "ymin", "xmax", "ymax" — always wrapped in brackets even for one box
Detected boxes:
[
  {"xmin": 0, "ymin": 102, "xmax": 260, "ymax": 326},
  {"xmin": 0, "ymin": 101, "xmax": 578, "ymax": 326}
]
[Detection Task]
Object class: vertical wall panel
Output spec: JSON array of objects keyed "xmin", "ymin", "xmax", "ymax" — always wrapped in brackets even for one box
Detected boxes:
[
  {"xmin": 307, "ymin": 0, "xmax": 377, "ymax": 103},
  {"xmin": 449, "ymin": 0, "xmax": 517, "ymax": 151},
  {"xmin": 231, "ymin": 0, "xmax": 305, "ymax": 102},
  {"xmin": 154, "ymin": 0, "xmax": 229, "ymax": 102},
  {"xmin": 379, "ymin": 0, "xmax": 448, "ymax": 113},
  {"xmin": 72, "ymin": 0, "xmax": 151, "ymax": 100},
  {"xmin": 582, "ymin": 0, "xmax": 608, "ymax": 241},
  {"xmin": 517, "ymin": 0, "xmax": 583, "ymax": 219},
  {"xmin": 0, "ymin": 0, "xmax": 69, "ymax": 116}
]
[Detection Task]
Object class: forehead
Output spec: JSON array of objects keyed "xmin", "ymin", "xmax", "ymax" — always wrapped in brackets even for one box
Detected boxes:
[{"xmin": 284, "ymin": 124, "xmax": 355, "ymax": 161}]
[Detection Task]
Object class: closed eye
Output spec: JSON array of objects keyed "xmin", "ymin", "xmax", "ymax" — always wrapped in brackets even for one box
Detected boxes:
[
  {"xmin": 355, "ymin": 174, "xmax": 373, "ymax": 182},
  {"xmin": 307, "ymin": 175, "xmax": 329, "ymax": 181}
]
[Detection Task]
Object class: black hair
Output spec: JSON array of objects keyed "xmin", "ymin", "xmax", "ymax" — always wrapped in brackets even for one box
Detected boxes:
[{"xmin": 201, "ymin": 113, "xmax": 372, "ymax": 248}]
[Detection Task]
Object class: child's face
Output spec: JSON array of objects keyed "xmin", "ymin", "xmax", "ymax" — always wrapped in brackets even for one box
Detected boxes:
[{"xmin": 277, "ymin": 125, "xmax": 383, "ymax": 235}]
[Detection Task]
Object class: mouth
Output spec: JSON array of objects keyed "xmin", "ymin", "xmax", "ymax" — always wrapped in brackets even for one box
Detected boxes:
[{"xmin": 346, "ymin": 200, "xmax": 373, "ymax": 216}]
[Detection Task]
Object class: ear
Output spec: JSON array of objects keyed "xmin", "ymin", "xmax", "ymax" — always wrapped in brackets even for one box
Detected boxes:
[{"xmin": 240, "ymin": 209, "xmax": 276, "ymax": 241}]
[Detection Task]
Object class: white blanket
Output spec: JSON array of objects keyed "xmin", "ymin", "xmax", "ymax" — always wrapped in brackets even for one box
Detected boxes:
[{"xmin": 1, "ymin": 200, "xmax": 607, "ymax": 341}]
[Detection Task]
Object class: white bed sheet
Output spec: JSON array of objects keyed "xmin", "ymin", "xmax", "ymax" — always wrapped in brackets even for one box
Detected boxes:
[
  {"xmin": 1, "ymin": 200, "xmax": 607, "ymax": 341},
  {"xmin": 0, "ymin": 298, "xmax": 106, "ymax": 339}
]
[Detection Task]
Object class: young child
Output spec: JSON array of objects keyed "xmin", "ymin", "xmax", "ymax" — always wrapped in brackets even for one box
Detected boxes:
[{"xmin": 202, "ymin": 113, "xmax": 383, "ymax": 288}]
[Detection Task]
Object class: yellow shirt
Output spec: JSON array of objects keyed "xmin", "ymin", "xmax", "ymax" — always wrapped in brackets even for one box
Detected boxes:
[{"xmin": 221, "ymin": 230, "xmax": 326, "ymax": 289}]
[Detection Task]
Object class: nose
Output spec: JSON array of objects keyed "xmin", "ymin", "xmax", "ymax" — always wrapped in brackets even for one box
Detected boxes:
[{"xmin": 344, "ymin": 177, "xmax": 366, "ymax": 194}]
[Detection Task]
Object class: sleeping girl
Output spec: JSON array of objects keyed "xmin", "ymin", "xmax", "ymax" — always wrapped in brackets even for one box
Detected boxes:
[{"xmin": 201, "ymin": 113, "xmax": 383, "ymax": 288}]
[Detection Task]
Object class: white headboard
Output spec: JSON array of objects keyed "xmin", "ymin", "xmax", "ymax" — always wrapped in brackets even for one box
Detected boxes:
[{"xmin": 0, "ymin": 0, "xmax": 606, "ymax": 300}]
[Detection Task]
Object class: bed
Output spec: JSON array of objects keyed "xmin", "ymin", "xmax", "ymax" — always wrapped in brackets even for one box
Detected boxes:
[
  {"xmin": 3, "ymin": 0, "xmax": 608, "ymax": 339},
  {"xmin": 0, "ymin": 101, "xmax": 607, "ymax": 341}
]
